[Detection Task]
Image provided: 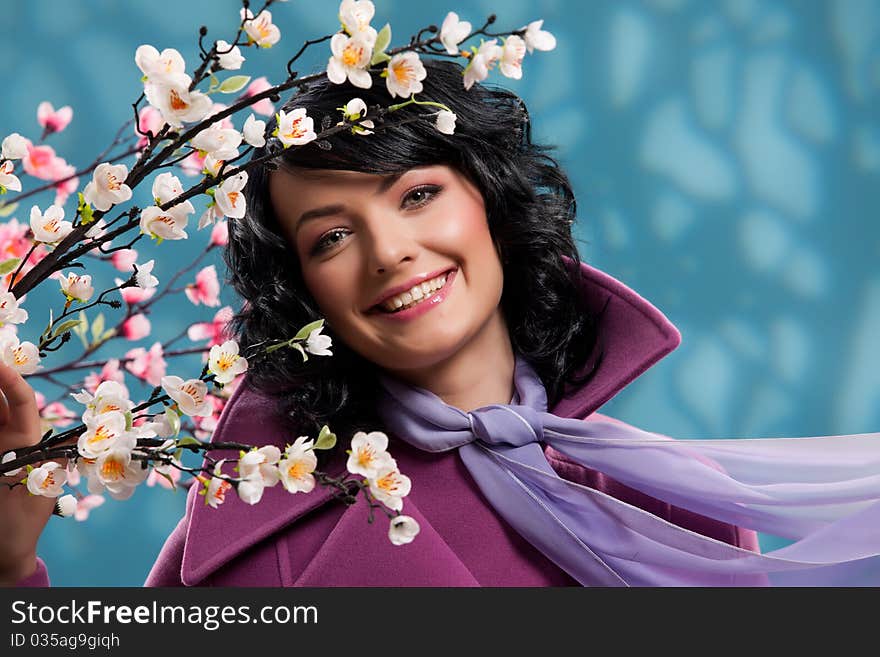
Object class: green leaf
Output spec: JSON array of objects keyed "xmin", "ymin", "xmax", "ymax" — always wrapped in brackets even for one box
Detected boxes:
[
  {"xmin": 314, "ymin": 425, "xmax": 337, "ymax": 450},
  {"xmin": 51, "ymin": 318, "xmax": 85, "ymax": 339},
  {"xmin": 165, "ymin": 406, "xmax": 181, "ymax": 438},
  {"xmin": 0, "ymin": 202, "xmax": 18, "ymax": 217},
  {"xmin": 0, "ymin": 258, "xmax": 20, "ymax": 276},
  {"xmin": 208, "ymin": 73, "xmax": 220, "ymax": 93},
  {"xmin": 292, "ymin": 342, "xmax": 308, "ymax": 362},
  {"xmin": 176, "ymin": 436, "xmax": 202, "ymax": 448},
  {"xmin": 124, "ymin": 411, "xmax": 133, "ymax": 432},
  {"xmin": 91, "ymin": 313, "xmax": 105, "ymax": 342},
  {"xmin": 155, "ymin": 470, "xmax": 178, "ymax": 490},
  {"xmin": 100, "ymin": 328, "xmax": 117, "ymax": 341},
  {"xmin": 218, "ymin": 75, "xmax": 251, "ymax": 94},
  {"xmin": 293, "ymin": 318, "xmax": 325, "ymax": 341},
  {"xmin": 370, "ymin": 51, "xmax": 391, "ymax": 65},
  {"xmin": 374, "ymin": 23, "xmax": 391, "ymax": 54}
]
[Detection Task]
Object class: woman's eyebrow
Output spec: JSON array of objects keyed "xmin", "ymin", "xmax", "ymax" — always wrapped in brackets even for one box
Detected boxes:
[{"xmin": 295, "ymin": 204, "xmax": 345, "ymax": 233}]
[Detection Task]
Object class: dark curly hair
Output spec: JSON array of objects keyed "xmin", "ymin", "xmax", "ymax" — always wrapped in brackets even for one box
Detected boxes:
[{"xmin": 223, "ymin": 59, "xmax": 602, "ymax": 444}]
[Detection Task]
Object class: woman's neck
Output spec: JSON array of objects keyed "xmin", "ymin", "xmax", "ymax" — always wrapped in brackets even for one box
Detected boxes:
[{"xmin": 383, "ymin": 308, "xmax": 516, "ymax": 412}]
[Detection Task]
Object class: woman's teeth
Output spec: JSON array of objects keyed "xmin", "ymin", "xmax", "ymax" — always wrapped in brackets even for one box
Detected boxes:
[{"xmin": 380, "ymin": 273, "xmax": 448, "ymax": 313}]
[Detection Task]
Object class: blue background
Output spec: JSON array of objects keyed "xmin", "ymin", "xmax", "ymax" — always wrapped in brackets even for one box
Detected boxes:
[{"xmin": 1, "ymin": 0, "xmax": 878, "ymax": 585}]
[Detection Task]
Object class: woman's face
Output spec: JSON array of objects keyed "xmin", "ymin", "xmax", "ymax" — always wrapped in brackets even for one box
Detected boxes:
[{"xmin": 269, "ymin": 163, "xmax": 506, "ymax": 374}]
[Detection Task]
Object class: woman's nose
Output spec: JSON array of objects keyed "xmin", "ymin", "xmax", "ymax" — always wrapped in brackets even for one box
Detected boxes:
[{"xmin": 364, "ymin": 214, "xmax": 418, "ymax": 275}]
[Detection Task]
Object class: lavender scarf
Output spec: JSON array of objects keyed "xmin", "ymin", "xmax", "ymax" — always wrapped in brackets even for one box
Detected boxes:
[{"xmin": 376, "ymin": 355, "xmax": 880, "ymax": 586}]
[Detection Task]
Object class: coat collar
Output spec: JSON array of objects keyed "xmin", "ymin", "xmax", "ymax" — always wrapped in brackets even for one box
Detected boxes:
[{"xmin": 181, "ymin": 260, "xmax": 680, "ymax": 584}]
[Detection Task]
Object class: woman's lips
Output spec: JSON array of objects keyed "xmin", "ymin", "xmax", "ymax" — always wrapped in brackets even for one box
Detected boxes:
[{"xmin": 369, "ymin": 268, "xmax": 457, "ymax": 321}]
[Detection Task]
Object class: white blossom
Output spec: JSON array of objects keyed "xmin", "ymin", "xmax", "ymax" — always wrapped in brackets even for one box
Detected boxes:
[
  {"xmin": 0, "ymin": 161, "xmax": 22, "ymax": 193},
  {"xmin": 346, "ymin": 431, "xmax": 393, "ymax": 479},
  {"xmin": 339, "ymin": 0, "xmax": 378, "ymax": 45},
  {"xmin": 388, "ymin": 514, "xmax": 420, "ymax": 545},
  {"xmin": 58, "ymin": 272, "xmax": 94, "ymax": 303},
  {"xmin": 463, "ymin": 39, "xmax": 502, "ymax": 90},
  {"xmin": 522, "ymin": 19, "xmax": 556, "ymax": 53},
  {"xmin": 440, "ymin": 12, "xmax": 471, "ymax": 55},
  {"xmin": 215, "ymin": 40, "xmax": 245, "ymax": 70},
  {"xmin": 0, "ymin": 335, "xmax": 40, "ymax": 375},
  {"xmin": 275, "ymin": 109, "xmax": 317, "ymax": 148},
  {"xmin": 499, "ymin": 35, "xmax": 526, "ymax": 80},
  {"xmin": 77, "ymin": 411, "xmax": 131, "ymax": 459},
  {"xmin": 29, "ymin": 204, "xmax": 73, "ymax": 244},
  {"xmin": 139, "ymin": 204, "xmax": 192, "ymax": 241},
  {"xmin": 278, "ymin": 436, "xmax": 317, "ymax": 494},
  {"xmin": 56, "ymin": 493, "xmax": 78, "ymax": 517},
  {"xmin": 205, "ymin": 460, "xmax": 233, "ymax": 508},
  {"xmin": 326, "ymin": 33, "xmax": 373, "ymax": 89},
  {"xmin": 368, "ymin": 462, "xmax": 411, "ymax": 511},
  {"xmin": 144, "ymin": 82, "xmax": 212, "ymax": 129},
  {"xmin": 305, "ymin": 326, "xmax": 332, "ymax": 357},
  {"xmin": 151, "ymin": 172, "xmax": 185, "ymax": 205},
  {"xmin": 94, "ymin": 445, "xmax": 148, "ymax": 500},
  {"xmin": 385, "ymin": 51, "xmax": 427, "ymax": 99},
  {"xmin": 208, "ymin": 339, "xmax": 248, "ymax": 385},
  {"xmin": 241, "ymin": 8, "xmax": 281, "ymax": 48},
  {"xmin": 1, "ymin": 133, "xmax": 28, "ymax": 160},
  {"xmin": 26, "ymin": 462, "xmax": 66, "ymax": 497},
  {"xmin": 134, "ymin": 45, "xmax": 191, "ymax": 88},
  {"xmin": 82, "ymin": 163, "xmax": 132, "ymax": 212},
  {"xmin": 340, "ymin": 98, "xmax": 374, "ymax": 135},
  {"xmin": 191, "ymin": 125, "xmax": 242, "ymax": 161},
  {"xmin": 0, "ymin": 292, "xmax": 28, "ymax": 327},
  {"xmin": 435, "ymin": 110, "xmax": 457, "ymax": 135},
  {"xmin": 134, "ymin": 259, "xmax": 159, "ymax": 290},
  {"xmin": 161, "ymin": 375, "xmax": 213, "ymax": 416},
  {"xmin": 236, "ymin": 474, "xmax": 265, "ymax": 505},
  {"xmin": 239, "ymin": 445, "xmax": 282, "ymax": 488},
  {"xmin": 242, "ymin": 113, "xmax": 266, "ymax": 147},
  {"xmin": 214, "ymin": 171, "xmax": 249, "ymax": 219}
]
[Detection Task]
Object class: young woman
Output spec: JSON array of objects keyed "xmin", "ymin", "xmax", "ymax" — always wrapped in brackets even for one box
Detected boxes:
[{"xmin": 6, "ymin": 61, "xmax": 880, "ymax": 587}]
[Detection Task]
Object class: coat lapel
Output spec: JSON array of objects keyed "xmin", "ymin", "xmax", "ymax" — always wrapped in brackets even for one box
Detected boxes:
[{"xmin": 181, "ymin": 260, "xmax": 681, "ymax": 585}]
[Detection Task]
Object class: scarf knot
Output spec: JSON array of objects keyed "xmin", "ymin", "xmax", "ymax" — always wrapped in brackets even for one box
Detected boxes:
[{"xmin": 467, "ymin": 405, "xmax": 544, "ymax": 448}]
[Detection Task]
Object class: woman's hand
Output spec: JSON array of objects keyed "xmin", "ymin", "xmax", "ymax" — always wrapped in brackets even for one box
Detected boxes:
[{"xmin": 0, "ymin": 361, "xmax": 57, "ymax": 585}]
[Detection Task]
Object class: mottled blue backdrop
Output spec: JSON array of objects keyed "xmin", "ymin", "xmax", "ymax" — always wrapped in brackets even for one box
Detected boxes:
[{"xmin": 1, "ymin": 0, "xmax": 877, "ymax": 585}]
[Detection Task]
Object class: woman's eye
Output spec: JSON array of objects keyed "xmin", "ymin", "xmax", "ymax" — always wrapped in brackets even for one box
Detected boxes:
[
  {"xmin": 312, "ymin": 228, "xmax": 350, "ymax": 254},
  {"xmin": 401, "ymin": 185, "xmax": 442, "ymax": 209}
]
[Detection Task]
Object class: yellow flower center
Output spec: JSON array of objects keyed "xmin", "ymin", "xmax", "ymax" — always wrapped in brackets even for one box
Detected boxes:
[
  {"xmin": 87, "ymin": 424, "xmax": 113, "ymax": 445},
  {"xmin": 217, "ymin": 353, "xmax": 237, "ymax": 372},
  {"xmin": 169, "ymin": 89, "xmax": 188, "ymax": 111},
  {"xmin": 182, "ymin": 382, "xmax": 204, "ymax": 404},
  {"xmin": 105, "ymin": 172, "xmax": 122, "ymax": 191},
  {"xmin": 376, "ymin": 471, "xmax": 401, "ymax": 494},
  {"xmin": 12, "ymin": 346, "xmax": 29, "ymax": 366},
  {"xmin": 356, "ymin": 445, "xmax": 376, "ymax": 468},
  {"xmin": 287, "ymin": 460, "xmax": 309, "ymax": 480},
  {"xmin": 342, "ymin": 43, "xmax": 364, "ymax": 67},
  {"xmin": 40, "ymin": 472, "xmax": 56, "ymax": 489},
  {"xmin": 226, "ymin": 191, "xmax": 241, "ymax": 208},
  {"xmin": 100, "ymin": 458, "xmax": 125, "ymax": 480},
  {"xmin": 392, "ymin": 61, "xmax": 414, "ymax": 84}
]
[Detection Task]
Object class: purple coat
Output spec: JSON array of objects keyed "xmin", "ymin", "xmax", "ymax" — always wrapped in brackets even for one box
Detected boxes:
[{"xmin": 20, "ymin": 263, "xmax": 759, "ymax": 587}]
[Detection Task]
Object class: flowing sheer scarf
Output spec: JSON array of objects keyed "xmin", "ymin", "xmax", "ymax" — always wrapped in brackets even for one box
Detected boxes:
[{"xmin": 376, "ymin": 355, "xmax": 880, "ymax": 586}]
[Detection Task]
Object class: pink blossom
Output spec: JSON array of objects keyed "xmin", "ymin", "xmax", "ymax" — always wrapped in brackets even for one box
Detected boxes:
[
  {"xmin": 180, "ymin": 150, "xmax": 207, "ymax": 177},
  {"xmin": 74, "ymin": 494, "xmax": 105, "ymax": 521},
  {"xmin": 111, "ymin": 249, "xmax": 138, "ymax": 271},
  {"xmin": 37, "ymin": 102, "xmax": 73, "ymax": 134},
  {"xmin": 242, "ymin": 77, "xmax": 275, "ymax": 116},
  {"xmin": 124, "ymin": 341, "xmax": 167, "ymax": 386},
  {"xmin": 65, "ymin": 462, "xmax": 81, "ymax": 487},
  {"xmin": 0, "ymin": 218, "xmax": 48, "ymax": 288},
  {"xmin": 115, "ymin": 277, "xmax": 155, "ymax": 305},
  {"xmin": 185, "ymin": 265, "xmax": 221, "ymax": 307},
  {"xmin": 210, "ymin": 219, "xmax": 228, "ymax": 246},
  {"xmin": 41, "ymin": 401, "xmax": 76, "ymax": 428},
  {"xmin": 187, "ymin": 306, "xmax": 234, "ymax": 347},
  {"xmin": 147, "ymin": 466, "xmax": 181, "ymax": 489},
  {"xmin": 22, "ymin": 143, "xmax": 68, "ymax": 181},
  {"xmin": 83, "ymin": 358, "xmax": 129, "ymax": 396},
  {"xmin": 135, "ymin": 106, "xmax": 165, "ymax": 149},
  {"xmin": 193, "ymin": 395, "xmax": 225, "ymax": 439},
  {"xmin": 120, "ymin": 314, "xmax": 151, "ymax": 340}
]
